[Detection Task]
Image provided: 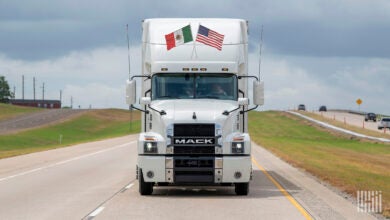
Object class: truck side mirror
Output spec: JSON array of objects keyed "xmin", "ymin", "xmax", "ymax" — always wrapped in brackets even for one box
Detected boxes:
[
  {"xmin": 126, "ymin": 80, "xmax": 136, "ymax": 105},
  {"xmin": 140, "ymin": 97, "xmax": 151, "ymax": 105},
  {"xmin": 253, "ymin": 81, "xmax": 264, "ymax": 106},
  {"xmin": 238, "ymin": 97, "xmax": 249, "ymax": 106}
]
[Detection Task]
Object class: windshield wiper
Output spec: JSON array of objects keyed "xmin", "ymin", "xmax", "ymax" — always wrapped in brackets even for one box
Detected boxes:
[
  {"xmin": 197, "ymin": 95, "xmax": 220, "ymax": 99},
  {"xmin": 158, "ymin": 95, "xmax": 181, "ymax": 99}
]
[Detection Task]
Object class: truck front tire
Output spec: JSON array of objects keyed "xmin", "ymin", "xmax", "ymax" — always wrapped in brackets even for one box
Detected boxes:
[
  {"xmin": 139, "ymin": 169, "xmax": 153, "ymax": 195},
  {"xmin": 235, "ymin": 182, "xmax": 249, "ymax": 195}
]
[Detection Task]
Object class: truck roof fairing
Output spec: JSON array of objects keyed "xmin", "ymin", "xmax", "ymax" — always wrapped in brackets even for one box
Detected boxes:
[
  {"xmin": 142, "ymin": 18, "xmax": 248, "ymax": 72},
  {"xmin": 142, "ymin": 18, "xmax": 248, "ymax": 45}
]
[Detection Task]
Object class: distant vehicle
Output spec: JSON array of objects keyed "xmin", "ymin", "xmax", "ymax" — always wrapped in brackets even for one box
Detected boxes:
[
  {"xmin": 298, "ymin": 104, "xmax": 306, "ymax": 111},
  {"xmin": 365, "ymin": 113, "xmax": 377, "ymax": 122},
  {"xmin": 378, "ymin": 118, "xmax": 390, "ymax": 130},
  {"xmin": 319, "ymin": 106, "xmax": 327, "ymax": 112}
]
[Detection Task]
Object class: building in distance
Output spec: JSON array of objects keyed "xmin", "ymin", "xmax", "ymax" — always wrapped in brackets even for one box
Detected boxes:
[{"xmin": 10, "ymin": 99, "xmax": 61, "ymax": 109}]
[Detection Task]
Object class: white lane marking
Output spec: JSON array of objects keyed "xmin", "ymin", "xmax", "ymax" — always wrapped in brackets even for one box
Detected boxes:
[
  {"xmin": 125, "ymin": 183, "xmax": 134, "ymax": 189},
  {"xmin": 89, "ymin": 206, "xmax": 105, "ymax": 218},
  {"xmin": 0, "ymin": 141, "xmax": 136, "ymax": 183}
]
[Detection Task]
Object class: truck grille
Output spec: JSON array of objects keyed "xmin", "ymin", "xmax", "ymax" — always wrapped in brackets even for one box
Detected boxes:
[
  {"xmin": 174, "ymin": 124, "xmax": 215, "ymax": 137},
  {"xmin": 174, "ymin": 146, "xmax": 215, "ymax": 154},
  {"xmin": 171, "ymin": 124, "xmax": 217, "ymax": 155},
  {"xmin": 175, "ymin": 158, "xmax": 214, "ymax": 168},
  {"xmin": 173, "ymin": 157, "xmax": 214, "ymax": 183}
]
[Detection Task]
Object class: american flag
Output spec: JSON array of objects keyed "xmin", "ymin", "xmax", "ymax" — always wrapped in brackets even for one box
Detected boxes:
[{"xmin": 196, "ymin": 25, "xmax": 224, "ymax": 50}]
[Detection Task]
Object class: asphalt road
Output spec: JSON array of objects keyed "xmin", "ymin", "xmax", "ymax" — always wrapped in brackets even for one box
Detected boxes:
[
  {"xmin": 314, "ymin": 111, "xmax": 387, "ymax": 133},
  {"xmin": 0, "ymin": 135, "xmax": 378, "ymax": 220}
]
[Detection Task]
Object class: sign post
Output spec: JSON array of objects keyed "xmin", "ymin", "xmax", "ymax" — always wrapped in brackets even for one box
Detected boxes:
[{"xmin": 356, "ymin": 98, "xmax": 363, "ymax": 112}]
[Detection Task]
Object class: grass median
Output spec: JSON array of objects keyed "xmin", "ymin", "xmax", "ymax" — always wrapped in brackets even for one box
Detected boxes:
[
  {"xmin": 0, "ymin": 109, "xmax": 140, "ymax": 159},
  {"xmin": 249, "ymin": 111, "xmax": 390, "ymax": 217}
]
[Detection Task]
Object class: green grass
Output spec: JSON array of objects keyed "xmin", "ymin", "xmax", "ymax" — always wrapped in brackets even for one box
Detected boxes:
[
  {"xmin": 248, "ymin": 111, "xmax": 390, "ymax": 216},
  {"xmin": 0, "ymin": 109, "xmax": 140, "ymax": 159},
  {"xmin": 0, "ymin": 103, "xmax": 43, "ymax": 120}
]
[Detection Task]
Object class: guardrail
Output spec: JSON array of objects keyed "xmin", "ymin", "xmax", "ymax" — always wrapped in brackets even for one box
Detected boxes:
[{"xmin": 328, "ymin": 109, "xmax": 390, "ymax": 118}]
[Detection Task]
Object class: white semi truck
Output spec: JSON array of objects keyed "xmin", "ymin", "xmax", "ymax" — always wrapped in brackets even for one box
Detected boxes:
[{"xmin": 126, "ymin": 18, "xmax": 264, "ymax": 195}]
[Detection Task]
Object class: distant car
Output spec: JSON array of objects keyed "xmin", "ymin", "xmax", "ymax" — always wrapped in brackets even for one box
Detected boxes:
[
  {"xmin": 319, "ymin": 106, "xmax": 327, "ymax": 112},
  {"xmin": 298, "ymin": 104, "xmax": 306, "ymax": 111},
  {"xmin": 365, "ymin": 113, "xmax": 377, "ymax": 122},
  {"xmin": 378, "ymin": 118, "xmax": 390, "ymax": 130}
]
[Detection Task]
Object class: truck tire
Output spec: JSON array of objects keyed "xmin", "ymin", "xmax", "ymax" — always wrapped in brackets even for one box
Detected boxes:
[
  {"xmin": 235, "ymin": 182, "xmax": 249, "ymax": 195},
  {"xmin": 139, "ymin": 169, "xmax": 153, "ymax": 195}
]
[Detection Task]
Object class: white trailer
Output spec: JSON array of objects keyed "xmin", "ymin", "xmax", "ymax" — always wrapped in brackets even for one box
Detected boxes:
[{"xmin": 126, "ymin": 18, "xmax": 264, "ymax": 195}]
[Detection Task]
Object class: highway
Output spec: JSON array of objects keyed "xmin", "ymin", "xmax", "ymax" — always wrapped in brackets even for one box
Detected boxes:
[
  {"xmin": 0, "ymin": 134, "xmax": 377, "ymax": 220},
  {"xmin": 313, "ymin": 111, "xmax": 387, "ymax": 133}
]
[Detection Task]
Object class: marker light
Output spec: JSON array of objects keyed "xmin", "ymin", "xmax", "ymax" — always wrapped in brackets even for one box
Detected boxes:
[
  {"xmin": 233, "ymin": 136, "xmax": 244, "ymax": 141},
  {"xmin": 144, "ymin": 136, "xmax": 156, "ymax": 141}
]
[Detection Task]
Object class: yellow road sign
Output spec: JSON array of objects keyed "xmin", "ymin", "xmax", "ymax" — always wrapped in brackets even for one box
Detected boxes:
[{"xmin": 356, "ymin": 98, "xmax": 362, "ymax": 105}]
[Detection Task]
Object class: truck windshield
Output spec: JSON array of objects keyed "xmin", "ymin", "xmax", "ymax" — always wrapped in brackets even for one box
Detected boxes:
[{"xmin": 152, "ymin": 73, "xmax": 237, "ymax": 101}]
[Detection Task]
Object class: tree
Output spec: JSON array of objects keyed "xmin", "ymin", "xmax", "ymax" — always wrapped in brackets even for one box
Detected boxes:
[{"xmin": 0, "ymin": 75, "xmax": 13, "ymax": 103}]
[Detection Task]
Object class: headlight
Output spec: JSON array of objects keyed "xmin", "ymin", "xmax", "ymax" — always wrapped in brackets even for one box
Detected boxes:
[
  {"xmin": 144, "ymin": 142, "xmax": 158, "ymax": 154},
  {"xmin": 232, "ymin": 142, "xmax": 244, "ymax": 153}
]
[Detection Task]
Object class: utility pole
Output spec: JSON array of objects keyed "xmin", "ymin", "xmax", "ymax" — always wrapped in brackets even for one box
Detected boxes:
[
  {"xmin": 41, "ymin": 82, "xmax": 45, "ymax": 100},
  {"xmin": 22, "ymin": 75, "xmax": 24, "ymax": 100},
  {"xmin": 70, "ymin": 96, "xmax": 73, "ymax": 109},
  {"xmin": 33, "ymin": 77, "xmax": 36, "ymax": 100},
  {"xmin": 60, "ymin": 90, "xmax": 62, "ymax": 103},
  {"xmin": 13, "ymin": 86, "xmax": 16, "ymax": 99}
]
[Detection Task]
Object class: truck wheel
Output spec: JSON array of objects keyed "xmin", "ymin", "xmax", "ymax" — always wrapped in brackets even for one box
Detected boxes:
[
  {"xmin": 235, "ymin": 182, "xmax": 249, "ymax": 195},
  {"xmin": 139, "ymin": 169, "xmax": 153, "ymax": 195}
]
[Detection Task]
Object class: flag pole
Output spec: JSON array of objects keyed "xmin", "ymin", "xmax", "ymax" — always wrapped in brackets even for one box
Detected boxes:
[
  {"xmin": 126, "ymin": 24, "xmax": 133, "ymax": 131},
  {"xmin": 191, "ymin": 24, "xmax": 198, "ymax": 59},
  {"xmin": 258, "ymin": 25, "xmax": 264, "ymax": 80}
]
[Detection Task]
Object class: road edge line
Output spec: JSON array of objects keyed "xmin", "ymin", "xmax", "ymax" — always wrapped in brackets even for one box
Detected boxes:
[
  {"xmin": 89, "ymin": 206, "xmax": 105, "ymax": 217},
  {"xmin": 252, "ymin": 157, "xmax": 313, "ymax": 220}
]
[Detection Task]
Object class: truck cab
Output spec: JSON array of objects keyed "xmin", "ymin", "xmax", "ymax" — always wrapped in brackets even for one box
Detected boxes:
[{"xmin": 126, "ymin": 18, "xmax": 264, "ymax": 195}]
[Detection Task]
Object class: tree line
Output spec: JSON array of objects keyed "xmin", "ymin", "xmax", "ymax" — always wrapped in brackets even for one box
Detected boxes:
[{"xmin": 0, "ymin": 75, "xmax": 14, "ymax": 103}]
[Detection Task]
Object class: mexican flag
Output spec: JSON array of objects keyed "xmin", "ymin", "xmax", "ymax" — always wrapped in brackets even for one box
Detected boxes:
[{"xmin": 165, "ymin": 25, "xmax": 193, "ymax": 50}]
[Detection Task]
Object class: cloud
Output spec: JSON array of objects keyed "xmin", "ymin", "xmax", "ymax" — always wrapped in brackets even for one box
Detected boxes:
[
  {"xmin": 1, "ymin": 44, "xmax": 389, "ymax": 115},
  {"xmin": 1, "ymin": 45, "xmax": 142, "ymax": 109},
  {"xmin": 2, "ymin": 0, "xmax": 390, "ymax": 59},
  {"xmin": 251, "ymin": 54, "xmax": 390, "ymax": 114},
  {"xmin": 61, "ymin": 83, "xmax": 124, "ymax": 109}
]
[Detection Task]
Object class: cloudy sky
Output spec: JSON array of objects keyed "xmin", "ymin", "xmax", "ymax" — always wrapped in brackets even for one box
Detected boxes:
[{"xmin": 1, "ymin": 0, "xmax": 389, "ymax": 114}]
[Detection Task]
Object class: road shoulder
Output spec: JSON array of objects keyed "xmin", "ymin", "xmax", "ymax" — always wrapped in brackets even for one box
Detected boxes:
[{"xmin": 251, "ymin": 142, "xmax": 378, "ymax": 220}]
